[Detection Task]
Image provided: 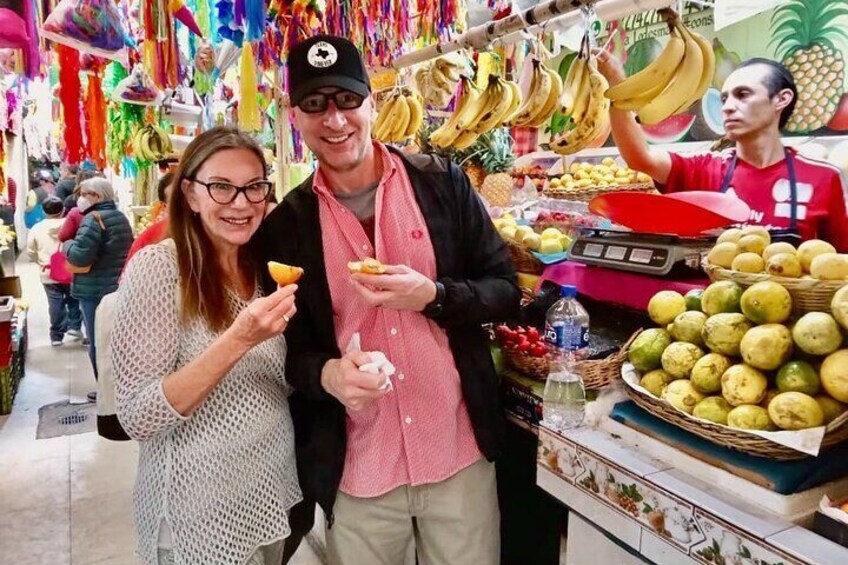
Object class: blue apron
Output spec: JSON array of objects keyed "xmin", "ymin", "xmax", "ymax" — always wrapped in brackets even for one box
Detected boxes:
[{"xmin": 719, "ymin": 147, "xmax": 802, "ymax": 245}]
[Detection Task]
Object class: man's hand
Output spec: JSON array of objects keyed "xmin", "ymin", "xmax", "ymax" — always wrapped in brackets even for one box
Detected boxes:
[
  {"xmin": 321, "ymin": 353, "xmax": 389, "ymax": 411},
  {"xmin": 350, "ymin": 264, "xmax": 437, "ymax": 312},
  {"xmin": 592, "ymin": 47, "xmax": 627, "ymax": 87}
]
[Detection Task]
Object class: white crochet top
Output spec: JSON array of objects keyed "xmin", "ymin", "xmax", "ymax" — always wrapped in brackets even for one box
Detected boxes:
[{"xmin": 112, "ymin": 242, "xmax": 301, "ymax": 564}]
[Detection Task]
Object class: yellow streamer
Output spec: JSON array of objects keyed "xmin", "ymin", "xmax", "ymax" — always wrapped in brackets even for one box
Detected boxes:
[{"xmin": 239, "ymin": 43, "xmax": 261, "ymax": 131}]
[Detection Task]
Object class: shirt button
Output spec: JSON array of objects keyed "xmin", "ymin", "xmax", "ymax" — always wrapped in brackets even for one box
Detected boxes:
[
  {"xmin": 390, "ymin": 328, "xmax": 398, "ymax": 336},
  {"xmin": 398, "ymin": 373, "xmax": 405, "ymax": 381},
  {"xmin": 405, "ymin": 416, "xmax": 412, "ymax": 425},
  {"xmin": 362, "ymin": 244, "xmax": 368, "ymax": 251}
]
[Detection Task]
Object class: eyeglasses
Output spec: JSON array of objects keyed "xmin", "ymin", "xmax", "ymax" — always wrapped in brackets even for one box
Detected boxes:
[
  {"xmin": 191, "ymin": 179, "xmax": 273, "ymax": 205},
  {"xmin": 298, "ymin": 90, "xmax": 366, "ymax": 114}
]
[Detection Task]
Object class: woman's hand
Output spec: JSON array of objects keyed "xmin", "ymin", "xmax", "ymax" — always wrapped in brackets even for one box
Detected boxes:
[{"xmin": 229, "ymin": 284, "xmax": 298, "ymax": 349}]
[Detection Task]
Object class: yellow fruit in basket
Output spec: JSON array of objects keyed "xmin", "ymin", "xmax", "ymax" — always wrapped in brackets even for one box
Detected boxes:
[
  {"xmin": 731, "ymin": 252, "xmax": 765, "ymax": 273},
  {"xmin": 580, "ymin": 162, "xmax": 593, "ymax": 171},
  {"xmin": 717, "ymin": 228, "xmax": 744, "ymax": 244},
  {"xmin": 661, "ymin": 342, "xmax": 705, "ymax": 378},
  {"xmin": 691, "ymin": 353, "xmax": 732, "ymax": 394},
  {"xmin": 740, "ymin": 281, "xmax": 792, "ymax": 324},
  {"xmin": 832, "ymin": 285, "xmax": 848, "ymax": 332},
  {"xmin": 821, "ymin": 350, "xmax": 848, "ymax": 402},
  {"xmin": 815, "ymin": 395, "xmax": 846, "ymax": 424},
  {"xmin": 570, "ymin": 162, "xmax": 581, "ymax": 174},
  {"xmin": 636, "ymin": 172, "xmax": 653, "ymax": 184},
  {"xmin": 793, "ymin": 312, "xmax": 843, "ymax": 356},
  {"xmin": 549, "ymin": 178, "xmax": 561, "ymax": 188},
  {"xmin": 702, "ymin": 313, "xmax": 751, "ymax": 356},
  {"xmin": 693, "ymin": 396, "xmax": 733, "ymax": 424},
  {"xmin": 541, "ymin": 227, "xmax": 563, "ymax": 240},
  {"xmin": 741, "ymin": 225, "xmax": 772, "ymax": 245},
  {"xmin": 661, "ymin": 379, "xmax": 706, "ymax": 414},
  {"xmin": 798, "ymin": 239, "xmax": 837, "ymax": 272},
  {"xmin": 738, "ymin": 235, "xmax": 768, "ymax": 255},
  {"xmin": 560, "ymin": 234, "xmax": 573, "ymax": 250},
  {"xmin": 739, "ymin": 324, "xmax": 793, "ymax": 371},
  {"xmin": 577, "ymin": 178, "xmax": 593, "ymax": 188},
  {"xmin": 810, "ymin": 253, "xmax": 848, "ymax": 280},
  {"xmin": 762, "ymin": 242, "xmax": 797, "ymax": 262},
  {"xmin": 515, "ymin": 225, "xmax": 534, "ymax": 239},
  {"xmin": 648, "ymin": 291, "xmax": 687, "ymax": 325},
  {"xmin": 701, "ymin": 281, "xmax": 744, "ymax": 315},
  {"xmin": 766, "ymin": 253, "xmax": 803, "ymax": 278},
  {"xmin": 671, "ymin": 311, "xmax": 708, "ymax": 345},
  {"xmin": 602, "ymin": 157, "xmax": 616, "ymax": 167},
  {"xmin": 500, "ymin": 226, "xmax": 518, "ymax": 240},
  {"xmin": 768, "ymin": 392, "xmax": 824, "ymax": 430},
  {"xmin": 603, "ymin": 174, "xmax": 616, "ymax": 183},
  {"xmin": 721, "ymin": 364, "xmax": 768, "ymax": 406},
  {"xmin": 707, "ymin": 242, "xmax": 740, "ymax": 269},
  {"xmin": 727, "ymin": 405, "xmax": 774, "ymax": 431},
  {"xmin": 562, "ymin": 174, "xmax": 573, "ymax": 183},
  {"xmin": 522, "ymin": 233, "xmax": 542, "ymax": 251},
  {"xmin": 539, "ymin": 239, "xmax": 564, "ymax": 255},
  {"xmin": 575, "ymin": 170, "xmax": 589, "ymax": 181},
  {"xmin": 640, "ymin": 369, "xmax": 676, "ymax": 397}
]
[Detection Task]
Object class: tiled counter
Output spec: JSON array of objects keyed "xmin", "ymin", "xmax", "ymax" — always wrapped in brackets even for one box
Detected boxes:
[{"xmin": 537, "ymin": 425, "xmax": 848, "ymax": 565}]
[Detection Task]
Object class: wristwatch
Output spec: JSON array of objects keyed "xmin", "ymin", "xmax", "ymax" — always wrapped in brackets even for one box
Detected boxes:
[{"xmin": 423, "ymin": 281, "xmax": 446, "ymax": 319}]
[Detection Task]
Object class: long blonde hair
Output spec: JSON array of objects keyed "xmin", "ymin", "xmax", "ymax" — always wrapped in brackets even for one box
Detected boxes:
[{"xmin": 168, "ymin": 127, "xmax": 267, "ymax": 332}]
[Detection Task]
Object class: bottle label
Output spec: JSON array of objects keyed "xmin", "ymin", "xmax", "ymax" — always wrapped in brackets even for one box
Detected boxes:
[{"xmin": 545, "ymin": 322, "xmax": 589, "ymax": 351}]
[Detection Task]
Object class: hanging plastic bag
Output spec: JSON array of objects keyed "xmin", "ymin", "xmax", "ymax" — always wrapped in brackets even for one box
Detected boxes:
[
  {"xmin": 111, "ymin": 65, "xmax": 163, "ymax": 106},
  {"xmin": 41, "ymin": 0, "xmax": 132, "ymax": 61}
]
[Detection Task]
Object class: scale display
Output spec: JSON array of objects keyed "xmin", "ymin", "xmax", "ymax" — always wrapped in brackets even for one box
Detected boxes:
[{"xmin": 568, "ymin": 234, "xmax": 710, "ymax": 277}]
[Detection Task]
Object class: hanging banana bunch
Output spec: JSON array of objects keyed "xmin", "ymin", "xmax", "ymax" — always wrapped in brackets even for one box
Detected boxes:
[
  {"xmin": 550, "ymin": 36, "xmax": 611, "ymax": 155},
  {"xmin": 506, "ymin": 56, "xmax": 563, "ymax": 128},
  {"xmin": 372, "ymin": 88, "xmax": 425, "ymax": 144},
  {"xmin": 131, "ymin": 124, "xmax": 175, "ymax": 163},
  {"xmin": 604, "ymin": 8, "xmax": 715, "ymax": 124}
]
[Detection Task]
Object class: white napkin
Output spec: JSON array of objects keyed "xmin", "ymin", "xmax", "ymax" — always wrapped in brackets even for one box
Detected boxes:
[{"xmin": 346, "ymin": 333, "xmax": 394, "ymax": 392}]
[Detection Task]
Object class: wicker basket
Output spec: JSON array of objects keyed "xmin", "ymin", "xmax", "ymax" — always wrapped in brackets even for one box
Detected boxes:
[
  {"xmin": 506, "ymin": 352, "xmax": 550, "ymax": 381},
  {"xmin": 703, "ymin": 263, "xmax": 847, "ymax": 316},
  {"xmin": 543, "ymin": 183, "xmax": 658, "ymax": 202},
  {"xmin": 505, "ymin": 238, "xmax": 544, "ymax": 275}
]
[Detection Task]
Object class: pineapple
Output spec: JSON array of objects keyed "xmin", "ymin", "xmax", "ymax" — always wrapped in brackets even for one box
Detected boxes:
[
  {"xmin": 770, "ymin": 0, "xmax": 846, "ymax": 133},
  {"xmin": 478, "ymin": 132, "xmax": 516, "ymax": 208}
]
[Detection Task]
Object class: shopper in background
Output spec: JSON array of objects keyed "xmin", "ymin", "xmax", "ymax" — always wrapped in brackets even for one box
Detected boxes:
[
  {"xmin": 125, "ymin": 171, "xmax": 174, "ymax": 265},
  {"xmin": 254, "ymin": 35, "xmax": 519, "ymax": 565},
  {"xmin": 596, "ymin": 52, "xmax": 848, "ymax": 250},
  {"xmin": 26, "ymin": 196, "xmax": 83, "ymax": 346},
  {"xmin": 65, "ymin": 178, "xmax": 133, "ymax": 396},
  {"xmin": 55, "ymin": 162, "xmax": 80, "ymax": 201},
  {"xmin": 111, "ymin": 127, "xmax": 300, "ymax": 565},
  {"xmin": 24, "ymin": 172, "xmax": 50, "ymax": 229},
  {"xmin": 60, "ymin": 169, "xmax": 102, "ymax": 240}
]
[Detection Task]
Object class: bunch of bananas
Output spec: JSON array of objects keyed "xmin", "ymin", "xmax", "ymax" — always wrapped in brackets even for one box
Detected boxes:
[
  {"xmin": 550, "ymin": 52, "xmax": 610, "ymax": 155},
  {"xmin": 131, "ymin": 124, "xmax": 174, "ymax": 163},
  {"xmin": 605, "ymin": 10, "xmax": 714, "ymax": 125},
  {"xmin": 373, "ymin": 89, "xmax": 425, "ymax": 143},
  {"xmin": 507, "ymin": 58, "xmax": 563, "ymax": 128},
  {"xmin": 429, "ymin": 75, "xmax": 521, "ymax": 150},
  {"xmin": 413, "ymin": 54, "xmax": 466, "ymax": 109},
  {"xmin": 0, "ymin": 223, "xmax": 14, "ymax": 248}
]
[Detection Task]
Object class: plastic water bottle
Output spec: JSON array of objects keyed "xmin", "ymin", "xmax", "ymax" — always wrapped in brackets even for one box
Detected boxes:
[{"xmin": 542, "ymin": 285, "xmax": 589, "ymax": 431}]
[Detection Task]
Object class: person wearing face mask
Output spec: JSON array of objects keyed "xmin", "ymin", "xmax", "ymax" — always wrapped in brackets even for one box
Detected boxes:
[
  {"xmin": 64, "ymin": 178, "xmax": 134, "ymax": 397},
  {"xmin": 59, "ymin": 169, "xmax": 103, "ymax": 244},
  {"xmin": 595, "ymin": 51, "xmax": 848, "ymax": 250}
]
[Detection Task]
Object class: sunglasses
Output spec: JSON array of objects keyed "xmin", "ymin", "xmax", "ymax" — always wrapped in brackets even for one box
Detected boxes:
[
  {"xmin": 192, "ymin": 179, "xmax": 273, "ymax": 205},
  {"xmin": 297, "ymin": 90, "xmax": 366, "ymax": 114}
]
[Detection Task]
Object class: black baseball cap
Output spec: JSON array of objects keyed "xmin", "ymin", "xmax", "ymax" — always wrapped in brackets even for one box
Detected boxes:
[{"xmin": 287, "ymin": 35, "xmax": 371, "ymax": 107}]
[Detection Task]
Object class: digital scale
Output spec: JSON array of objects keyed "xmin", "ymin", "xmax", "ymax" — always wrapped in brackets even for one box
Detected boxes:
[{"xmin": 568, "ymin": 230, "xmax": 714, "ymax": 277}]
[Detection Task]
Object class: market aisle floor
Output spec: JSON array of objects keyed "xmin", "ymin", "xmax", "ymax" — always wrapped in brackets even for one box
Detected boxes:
[{"xmin": 0, "ymin": 258, "xmax": 323, "ymax": 565}]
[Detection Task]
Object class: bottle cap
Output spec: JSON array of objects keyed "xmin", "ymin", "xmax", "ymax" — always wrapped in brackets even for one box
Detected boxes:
[{"xmin": 560, "ymin": 285, "xmax": 577, "ymax": 298}]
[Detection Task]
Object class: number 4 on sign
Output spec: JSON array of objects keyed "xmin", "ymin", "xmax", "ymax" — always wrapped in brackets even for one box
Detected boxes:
[{"xmin": 714, "ymin": 0, "xmax": 793, "ymax": 31}]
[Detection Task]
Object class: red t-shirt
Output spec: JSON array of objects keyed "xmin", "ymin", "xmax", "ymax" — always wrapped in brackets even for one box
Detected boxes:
[{"xmin": 665, "ymin": 148, "xmax": 848, "ymax": 251}]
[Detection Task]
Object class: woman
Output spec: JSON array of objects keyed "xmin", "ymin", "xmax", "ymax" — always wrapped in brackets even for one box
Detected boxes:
[
  {"xmin": 111, "ymin": 127, "xmax": 300, "ymax": 564},
  {"xmin": 59, "ymin": 168, "xmax": 103, "ymax": 241},
  {"xmin": 64, "ymin": 178, "xmax": 134, "ymax": 383}
]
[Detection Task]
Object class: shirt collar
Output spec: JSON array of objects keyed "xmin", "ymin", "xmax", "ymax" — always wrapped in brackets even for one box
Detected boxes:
[{"xmin": 312, "ymin": 141, "xmax": 398, "ymax": 198}]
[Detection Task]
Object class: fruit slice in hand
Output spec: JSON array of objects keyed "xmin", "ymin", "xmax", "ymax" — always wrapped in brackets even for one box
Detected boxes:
[
  {"xmin": 267, "ymin": 261, "xmax": 304, "ymax": 286},
  {"xmin": 348, "ymin": 258, "xmax": 387, "ymax": 275}
]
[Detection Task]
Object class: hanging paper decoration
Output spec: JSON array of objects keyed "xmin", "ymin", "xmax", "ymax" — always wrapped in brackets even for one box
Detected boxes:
[
  {"xmin": 142, "ymin": 0, "xmax": 179, "ymax": 88},
  {"xmin": 193, "ymin": 42, "xmax": 215, "ymax": 95},
  {"xmin": 238, "ymin": 42, "xmax": 260, "ymax": 131},
  {"xmin": 244, "ymin": 0, "xmax": 266, "ymax": 42},
  {"xmin": 170, "ymin": 0, "xmax": 203, "ymax": 37},
  {"xmin": 268, "ymin": 0, "xmax": 322, "ymax": 58},
  {"xmin": 216, "ymin": 0, "xmax": 243, "ymax": 46},
  {"xmin": 0, "ymin": 6, "xmax": 29, "ymax": 48},
  {"xmin": 83, "ymin": 73, "xmax": 107, "ymax": 169},
  {"xmin": 216, "ymin": 39, "xmax": 241, "ymax": 74},
  {"xmin": 57, "ymin": 44, "xmax": 84, "ymax": 165},
  {"xmin": 112, "ymin": 65, "xmax": 163, "ymax": 106},
  {"xmin": 41, "ymin": 0, "xmax": 132, "ymax": 61},
  {"xmin": 416, "ymin": 0, "xmax": 466, "ymax": 45},
  {"xmin": 21, "ymin": 0, "xmax": 40, "ymax": 78},
  {"xmin": 323, "ymin": 0, "xmax": 416, "ymax": 68},
  {"xmin": 105, "ymin": 62, "xmax": 143, "ymax": 173}
]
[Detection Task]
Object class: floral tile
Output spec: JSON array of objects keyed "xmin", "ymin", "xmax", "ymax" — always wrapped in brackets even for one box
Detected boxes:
[{"xmin": 691, "ymin": 510, "xmax": 802, "ymax": 565}]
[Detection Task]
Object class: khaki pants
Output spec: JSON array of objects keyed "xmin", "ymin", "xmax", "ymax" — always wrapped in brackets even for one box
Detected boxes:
[{"xmin": 326, "ymin": 459, "xmax": 500, "ymax": 565}]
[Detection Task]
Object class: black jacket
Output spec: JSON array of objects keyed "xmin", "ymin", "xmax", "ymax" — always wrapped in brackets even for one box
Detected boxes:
[{"xmin": 253, "ymin": 149, "xmax": 520, "ymax": 523}]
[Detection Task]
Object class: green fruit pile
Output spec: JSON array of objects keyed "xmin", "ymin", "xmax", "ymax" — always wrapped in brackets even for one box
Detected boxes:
[{"xmin": 629, "ymin": 279, "xmax": 848, "ymax": 432}]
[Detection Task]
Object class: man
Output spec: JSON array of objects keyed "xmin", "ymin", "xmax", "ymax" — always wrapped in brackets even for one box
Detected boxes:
[
  {"xmin": 26, "ymin": 196, "xmax": 84, "ymax": 345},
  {"xmin": 124, "ymin": 171, "xmax": 173, "ymax": 265},
  {"xmin": 596, "ymin": 52, "xmax": 848, "ymax": 250},
  {"xmin": 55, "ymin": 162, "xmax": 79, "ymax": 202},
  {"xmin": 255, "ymin": 35, "xmax": 520, "ymax": 565}
]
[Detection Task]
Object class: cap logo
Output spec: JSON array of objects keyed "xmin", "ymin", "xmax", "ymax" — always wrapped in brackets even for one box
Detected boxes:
[{"xmin": 307, "ymin": 42, "xmax": 338, "ymax": 68}]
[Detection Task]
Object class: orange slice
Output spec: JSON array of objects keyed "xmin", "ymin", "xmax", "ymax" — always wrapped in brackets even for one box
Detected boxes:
[{"xmin": 268, "ymin": 261, "xmax": 304, "ymax": 286}]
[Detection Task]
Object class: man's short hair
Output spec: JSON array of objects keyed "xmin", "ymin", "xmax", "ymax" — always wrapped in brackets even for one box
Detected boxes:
[
  {"xmin": 737, "ymin": 58, "xmax": 798, "ymax": 129},
  {"xmin": 157, "ymin": 171, "xmax": 174, "ymax": 203},
  {"xmin": 42, "ymin": 196, "xmax": 64, "ymax": 216}
]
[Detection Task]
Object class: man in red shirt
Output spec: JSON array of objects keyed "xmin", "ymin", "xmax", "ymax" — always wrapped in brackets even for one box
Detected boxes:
[
  {"xmin": 596, "ymin": 52, "xmax": 848, "ymax": 251},
  {"xmin": 254, "ymin": 35, "xmax": 519, "ymax": 565}
]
